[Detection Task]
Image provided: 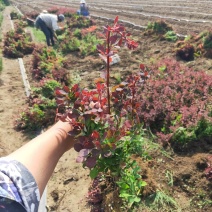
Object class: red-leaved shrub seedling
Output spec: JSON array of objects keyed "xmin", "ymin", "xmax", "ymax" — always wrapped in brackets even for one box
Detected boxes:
[{"xmin": 55, "ymin": 16, "xmax": 143, "ymax": 171}]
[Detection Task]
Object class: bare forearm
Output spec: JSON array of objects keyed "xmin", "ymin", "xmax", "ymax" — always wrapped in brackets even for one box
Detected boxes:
[{"xmin": 7, "ymin": 121, "xmax": 74, "ymax": 196}]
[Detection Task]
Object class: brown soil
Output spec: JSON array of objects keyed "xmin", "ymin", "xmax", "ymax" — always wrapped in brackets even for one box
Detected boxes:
[
  {"xmin": 10, "ymin": 0, "xmax": 212, "ymax": 36},
  {"xmin": 0, "ymin": 3, "xmax": 212, "ymax": 212}
]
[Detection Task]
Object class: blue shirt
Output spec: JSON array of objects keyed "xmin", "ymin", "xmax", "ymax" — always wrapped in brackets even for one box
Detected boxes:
[{"xmin": 80, "ymin": 4, "xmax": 90, "ymax": 16}]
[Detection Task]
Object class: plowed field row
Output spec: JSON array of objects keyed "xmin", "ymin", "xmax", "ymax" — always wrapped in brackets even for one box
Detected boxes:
[{"xmin": 9, "ymin": 0, "xmax": 212, "ymax": 35}]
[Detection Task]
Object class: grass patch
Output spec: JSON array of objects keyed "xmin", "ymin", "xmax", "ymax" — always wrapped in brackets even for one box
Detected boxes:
[
  {"xmin": 142, "ymin": 190, "xmax": 179, "ymax": 211},
  {"xmin": 0, "ymin": 57, "xmax": 2, "ymax": 72},
  {"xmin": 27, "ymin": 26, "xmax": 46, "ymax": 43}
]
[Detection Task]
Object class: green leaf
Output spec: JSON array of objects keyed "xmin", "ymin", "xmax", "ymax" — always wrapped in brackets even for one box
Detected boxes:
[
  {"xmin": 90, "ymin": 167, "xmax": 99, "ymax": 179},
  {"xmin": 139, "ymin": 181, "xmax": 147, "ymax": 187},
  {"xmin": 120, "ymin": 183, "xmax": 130, "ymax": 190},
  {"xmin": 119, "ymin": 193, "xmax": 132, "ymax": 198},
  {"xmin": 131, "ymin": 196, "xmax": 141, "ymax": 203},
  {"xmin": 159, "ymin": 65, "xmax": 166, "ymax": 72}
]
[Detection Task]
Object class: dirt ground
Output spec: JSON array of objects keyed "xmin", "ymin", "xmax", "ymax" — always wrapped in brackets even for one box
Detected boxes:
[{"xmin": 0, "ymin": 5, "xmax": 212, "ymax": 212}]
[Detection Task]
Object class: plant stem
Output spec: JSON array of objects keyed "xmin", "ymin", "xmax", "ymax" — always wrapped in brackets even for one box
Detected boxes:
[{"xmin": 106, "ymin": 31, "xmax": 111, "ymax": 114}]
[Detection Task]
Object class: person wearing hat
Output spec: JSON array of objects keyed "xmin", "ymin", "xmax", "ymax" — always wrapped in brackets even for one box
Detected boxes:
[
  {"xmin": 78, "ymin": 0, "xmax": 90, "ymax": 17},
  {"xmin": 35, "ymin": 13, "xmax": 65, "ymax": 46}
]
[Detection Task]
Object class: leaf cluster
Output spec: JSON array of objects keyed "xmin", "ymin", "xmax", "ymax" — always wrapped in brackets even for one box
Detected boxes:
[
  {"xmin": 14, "ymin": 98, "xmax": 56, "ymax": 131},
  {"xmin": 15, "ymin": 78, "xmax": 62, "ymax": 131},
  {"xmin": 58, "ymin": 30, "xmax": 101, "ymax": 56},
  {"xmin": 66, "ymin": 14, "xmax": 94, "ymax": 28},
  {"xmin": 175, "ymin": 30, "xmax": 212, "ymax": 60},
  {"xmin": 55, "ymin": 16, "xmax": 141, "ymax": 170},
  {"xmin": 117, "ymin": 160, "xmax": 147, "ymax": 208},
  {"xmin": 146, "ymin": 20, "xmax": 173, "ymax": 35},
  {"xmin": 14, "ymin": 44, "xmax": 69, "ymax": 132},
  {"xmin": 3, "ymin": 27, "xmax": 35, "ymax": 58},
  {"xmin": 32, "ymin": 78, "xmax": 62, "ymax": 99},
  {"xmin": 175, "ymin": 41, "xmax": 195, "ymax": 61},
  {"xmin": 163, "ymin": 31, "xmax": 178, "ymax": 42},
  {"xmin": 136, "ymin": 59, "xmax": 212, "ymax": 145},
  {"xmin": 31, "ymin": 46, "xmax": 69, "ymax": 84}
]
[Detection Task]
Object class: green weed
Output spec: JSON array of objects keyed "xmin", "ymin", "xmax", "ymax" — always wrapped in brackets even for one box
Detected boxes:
[
  {"xmin": 112, "ymin": 72, "xmax": 122, "ymax": 83},
  {"xmin": 117, "ymin": 160, "xmax": 147, "ymax": 209},
  {"xmin": 164, "ymin": 31, "xmax": 178, "ymax": 42},
  {"xmin": 172, "ymin": 118, "xmax": 212, "ymax": 145},
  {"xmin": 144, "ymin": 190, "xmax": 179, "ymax": 211},
  {"xmin": 203, "ymin": 31, "xmax": 212, "ymax": 49},
  {"xmin": 165, "ymin": 170, "xmax": 174, "ymax": 186},
  {"xmin": 147, "ymin": 20, "xmax": 173, "ymax": 35}
]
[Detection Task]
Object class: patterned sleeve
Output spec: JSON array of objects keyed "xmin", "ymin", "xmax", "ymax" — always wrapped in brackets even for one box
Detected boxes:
[{"xmin": 0, "ymin": 157, "xmax": 40, "ymax": 212}]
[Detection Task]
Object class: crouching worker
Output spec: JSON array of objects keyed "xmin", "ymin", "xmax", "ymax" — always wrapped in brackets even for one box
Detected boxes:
[
  {"xmin": 77, "ymin": 0, "xmax": 90, "ymax": 17},
  {"xmin": 35, "ymin": 13, "xmax": 65, "ymax": 46}
]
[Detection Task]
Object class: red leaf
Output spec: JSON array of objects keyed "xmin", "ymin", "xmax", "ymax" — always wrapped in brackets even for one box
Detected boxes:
[
  {"xmin": 85, "ymin": 157, "xmax": 97, "ymax": 168},
  {"xmin": 91, "ymin": 131, "xmax": 100, "ymax": 139},
  {"xmin": 79, "ymin": 149, "xmax": 91, "ymax": 157},
  {"xmin": 56, "ymin": 99, "xmax": 64, "ymax": 105},
  {"xmin": 63, "ymin": 86, "xmax": 70, "ymax": 93},
  {"xmin": 144, "ymin": 71, "xmax": 148, "ymax": 77},
  {"xmin": 124, "ymin": 120, "xmax": 132, "ymax": 128},
  {"xmin": 118, "ymin": 37, "xmax": 123, "ymax": 46},
  {"xmin": 55, "ymin": 89, "xmax": 67, "ymax": 96},
  {"xmin": 94, "ymin": 141, "xmax": 101, "ymax": 149},
  {"xmin": 84, "ymin": 140, "xmax": 95, "ymax": 149},
  {"xmin": 114, "ymin": 16, "xmax": 119, "ymax": 24},
  {"xmin": 74, "ymin": 143, "xmax": 83, "ymax": 152},
  {"xmin": 140, "ymin": 64, "xmax": 145, "ymax": 70},
  {"xmin": 110, "ymin": 35, "xmax": 118, "ymax": 45},
  {"xmin": 92, "ymin": 94, "xmax": 99, "ymax": 101},
  {"xmin": 97, "ymin": 44, "xmax": 105, "ymax": 55},
  {"xmin": 118, "ymin": 25, "xmax": 125, "ymax": 32}
]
